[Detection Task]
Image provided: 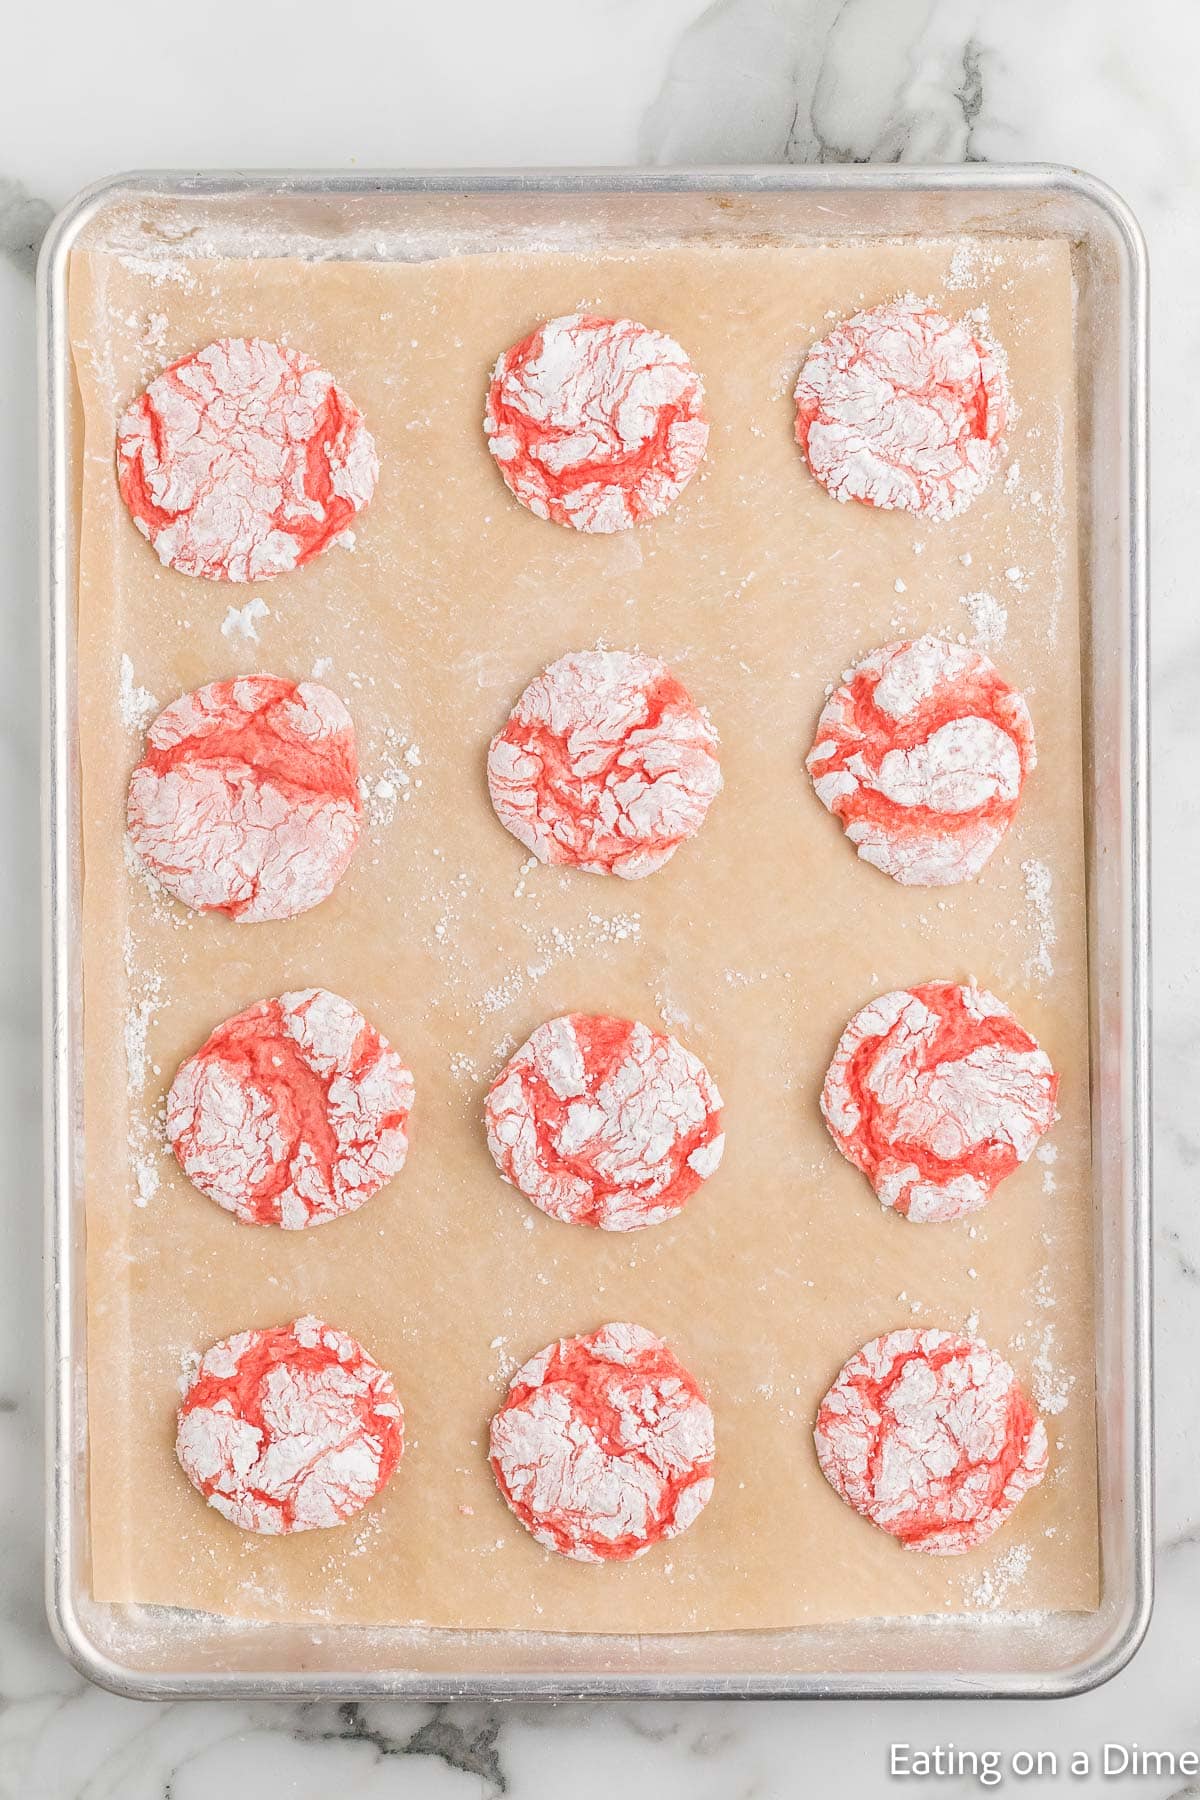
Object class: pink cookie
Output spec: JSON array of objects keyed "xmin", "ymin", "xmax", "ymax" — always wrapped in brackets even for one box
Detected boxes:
[
  {"xmin": 117, "ymin": 336, "xmax": 377, "ymax": 581},
  {"xmin": 794, "ymin": 300, "xmax": 1008, "ymax": 521},
  {"xmin": 822, "ymin": 980, "xmax": 1059, "ymax": 1224},
  {"xmin": 485, "ymin": 314, "xmax": 708, "ymax": 531},
  {"xmin": 127, "ymin": 675, "xmax": 362, "ymax": 922},
  {"xmin": 490, "ymin": 1322, "xmax": 715, "ymax": 1561},
  {"xmin": 168, "ymin": 988, "xmax": 415, "ymax": 1229},
  {"xmin": 485, "ymin": 1013, "xmax": 724, "ymax": 1231},
  {"xmin": 807, "ymin": 636, "xmax": 1035, "ymax": 886},
  {"xmin": 815, "ymin": 1329, "xmax": 1047, "ymax": 1554},
  {"xmin": 488, "ymin": 650, "xmax": 721, "ymax": 879},
  {"xmin": 176, "ymin": 1316, "xmax": 403, "ymax": 1534}
]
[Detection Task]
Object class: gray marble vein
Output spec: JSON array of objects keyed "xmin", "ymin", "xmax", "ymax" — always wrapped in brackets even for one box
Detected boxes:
[
  {"xmin": 142, "ymin": 1702, "xmax": 510, "ymax": 1799},
  {"xmin": 0, "ymin": 178, "xmax": 53, "ymax": 277},
  {"xmin": 296, "ymin": 1702, "xmax": 508, "ymax": 1793},
  {"xmin": 640, "ymin": 0, "xmax": 994, "ymax": 166}
]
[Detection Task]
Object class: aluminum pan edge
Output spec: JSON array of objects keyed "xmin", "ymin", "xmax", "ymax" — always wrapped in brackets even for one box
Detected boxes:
[{"xmin": 40, "ymin": 164, "xmax": 1150, "ymax": 1701}]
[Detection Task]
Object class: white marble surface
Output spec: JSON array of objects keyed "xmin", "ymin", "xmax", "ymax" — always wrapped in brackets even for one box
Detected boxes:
[{"xmin": 0, "ymin": 1, "xmax": 1192, "ymax": 1794}]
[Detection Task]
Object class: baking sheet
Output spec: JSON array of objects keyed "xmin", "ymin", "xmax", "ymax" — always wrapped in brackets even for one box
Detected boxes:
[{"xmin": 69, "ymin": 233, "xmax": 1098, "ymax": 1633}]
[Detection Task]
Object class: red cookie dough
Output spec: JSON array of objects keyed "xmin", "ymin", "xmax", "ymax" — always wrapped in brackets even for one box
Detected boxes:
[
  {"xmin": 821, "ymin": 981, "xmax": 1059, "ymax": 1223},
  {"xmin": 806, "ymin": 635, "xmax": 1035, "ymax": 886},
  {"xmin": 485, "ymin": 1013, "xmax": 725, "ymax": 1231},
  {"xmin": 176, "ymin": 1315, "xmax": 403, "ymax": 1534},
  {"xmin": 794, "ymin": 299, "xmax": 1008, "ymax": 521},
  {"xmin": 116, "ymin": 336, "xmax": 378, "ymax": 581},
  {"xmin": 484, "ymin": 313, "xmax": 709, "ymax": 532},
  {"xmin": 814, "ymin": 1329, "xmax": 1048, "ymax": 1553},
  {"xmin": 489, "ymin": 1322, "xmax": 715, "ymax": 1561},
  {"xmin": 488, "ymin": 649, "xmax": 721, "ymax": 879},
  {"xmin": 126, "ymin": 675, "xmax": 362, "ymax": 922},
  {"xmin": 167, "ymin": 988, "xmax": 415, "ymax": 1230}
]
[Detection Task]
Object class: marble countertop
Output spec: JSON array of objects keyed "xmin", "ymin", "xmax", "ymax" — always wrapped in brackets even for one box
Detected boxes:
[{"xmin": 0, "ymin": 0, "xmax": 1191, "ymax": 1794}]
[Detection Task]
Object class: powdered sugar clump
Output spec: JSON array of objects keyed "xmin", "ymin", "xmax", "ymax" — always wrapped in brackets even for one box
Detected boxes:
[
  {"xmin": 1022, "ymin": 857, "xmax": 1057, "ymax": 983},
  {"xmin": 1030, "ymin": 1322, "xmax": 1074, "ymax": 1417},
  {"xmin": 118, "ymin": 655, "xmax": 158, "ymax": 732},
  {"xmin": 958, "ymin": 590, "xmax": 1008, "ymax": 650},
  {"xmin": 123, "ymin": 928, "xmax": 167, "ymax": 1208},
  {"xmin": 963, "ymin": 1542, "xmax": 1033, "ymax": 1609},
  {"xmin": 361, "ymin": 725, "xmax": 423, "ymax": 828},
  {"xmin": 220, "ymin": 597, "xmax": 270, "ymax": 643}
]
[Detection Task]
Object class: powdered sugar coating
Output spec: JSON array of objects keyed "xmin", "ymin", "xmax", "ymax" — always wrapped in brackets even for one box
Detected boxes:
[
  {"xmin": 176, "ymin": 1315, "xmax": 403, "ymax": 1534},
  {"xmin": 488, "ymin": 650, "xmax": 721, "ymax": 879},
  {"xmin": 821, "ymin": 981, "xmax": 1059, "ymax": 1223},
  {"xmin": 485, "ymin": 1013, "xmax": 724, "ymax": 1231},
  {"xmin": 127, "ymin": 675, "xmax": 362, "ymax": 922},
  {"xmin": 807, "ymin": 635, "xmax": 1035, "ymax": 886},
  {"xmin": 117, "ymin": 336, "xmax": 378, "ymax": 581},
  {"xmin": 814, "ymin": 1329, "xmax": 1048, "ymax": 1553},
  {"xmin": 489, "ymin": 1322, "xmax": 715, "ymax": 1561},
  {"xmin": 794, "ymin": 300, "xmax": 1008, "ymax": 521},
  {"xmin": 484, "ymin": 313, "xmax": 709, "ymax": 532},
  {"xmin": 167, "ymin": 988, "xmax": 415, "ymax": 1230}
]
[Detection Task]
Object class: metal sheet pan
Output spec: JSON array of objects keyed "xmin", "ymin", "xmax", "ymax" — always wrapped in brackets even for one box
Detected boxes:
[{"xmin": 39, "ymin": 166, "xmax": 1151, "ymax": 1700}]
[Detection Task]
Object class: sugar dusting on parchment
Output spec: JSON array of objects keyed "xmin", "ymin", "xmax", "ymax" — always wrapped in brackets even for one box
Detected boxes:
[
  {"xmin": 962, "ymin": 1542, "xmax": 1033, "ymax": 1610},
  {"xmin": 945, "ymin": 238, "xmax": 1007, "ymax": 294},
  {"xmin": 1031, "ymin": 1320, "xmax": 1074, "ymax": 1417},
  {"xmin": 1010, "ymin": 1262, "xmax": 1075, "ymax": 1421},
  {"xmin": 123, "ymin": 928, "xmax": 167, "ymax": 1207},
  {"xmin": 118, "ymin": 654, "xmax": 158, "ymax": 731},
  {"xmin": 473, "ymin": 910, "xmax": 643, "ymax": 1023},
  {"xmin": 81, "ymin": 231, "xmax": 1091, "ymax": 1638},
  {"xmin": 1022, "ymin": 857, "xmax": 1056, "ymax": 983},
  {"xmin": 958, "ymin": 589, "xmax": 1007, "ymax": 650},
  {"xmin": 361, "ymin": 724, "xmax": 423, "ymax": 829}
]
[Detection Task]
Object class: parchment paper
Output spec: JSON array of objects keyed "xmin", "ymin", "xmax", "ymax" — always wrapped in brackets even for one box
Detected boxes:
[{"xmin": 70, "ymin": 233, "xmax": 1097, "ymax": 1631}]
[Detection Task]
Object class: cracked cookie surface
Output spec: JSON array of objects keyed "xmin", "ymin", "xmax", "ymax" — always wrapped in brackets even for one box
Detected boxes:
[
  {"xmin": 488, "ymin": 649, "xmax": 721, "ymax": 879},
  {"xmin": 485, "ymin": 1013, "xmax": 724, "ymax": 1230},
  {"xmin": 126, "ymin": 674, "xmax": 362, "ymax": 922},
  {"xmin": 485, "ymin": 313, "xmax": 708, "ymax": 531},
  {"xmin": 794, "ymin": 300, "xmax": 1008, "ymax": 521},
  {"xmin": 489, "ymin": 1322, "xmax": 715, "ymax": 1561},
  {"xmin": 807, "ymin": 635, "xmax": 1035, "ymax": 886},
  {"xmin": 117, "ymin": 336, "xmax": 378, "ymax": 580},
  {"xmin": 176, "ymin": 1316, "xmax": 404, "ymax": 1535},
  {"xmin": 167, "ymin": 988, "xmax": 414, "ymax": 1229},
  {"xmin": 822, "ymin": 980, "xmax": 1059, "ymax": 1223},
  {"xmin": 815, "ymin": 1328, "xmax": 1047, "ymax": 1553}
]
